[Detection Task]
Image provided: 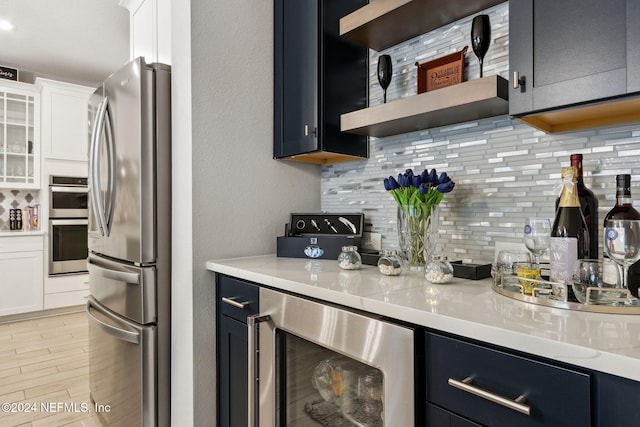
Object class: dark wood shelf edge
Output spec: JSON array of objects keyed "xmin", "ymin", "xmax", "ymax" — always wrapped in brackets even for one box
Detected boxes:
[
  {"xmin": 340, "ymin": 0, "xmax": 506, "ymax": 51},
  {"xmin": 341, "ymin": 75, "xmax": 509, "ymax": 138}
]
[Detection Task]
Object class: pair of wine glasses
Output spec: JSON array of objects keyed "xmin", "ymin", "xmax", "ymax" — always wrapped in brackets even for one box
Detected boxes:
[
  {"xmin": 376, "ymin": 14, "xmax": 491, "ymax": 103},
  {"xmin": 524, "ymin": 217, "xmax": 640, "ymax": 291}
]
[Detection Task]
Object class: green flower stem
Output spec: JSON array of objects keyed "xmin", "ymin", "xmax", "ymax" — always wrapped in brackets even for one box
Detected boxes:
[{"xmin": 398, "ymin": 203, "xmax": 438, "ymax": 266}]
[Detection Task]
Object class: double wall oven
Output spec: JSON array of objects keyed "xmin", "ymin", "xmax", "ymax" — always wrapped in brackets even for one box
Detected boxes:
[{"xmin": 48, "ymin": 175, "xmax": 89, "ymax": 275}]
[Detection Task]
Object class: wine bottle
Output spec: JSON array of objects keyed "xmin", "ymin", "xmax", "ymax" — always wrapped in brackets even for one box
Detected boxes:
[
  {"xmin": 550, "ymin": 166, "xmax": 590, "ymax": 299},
  {"xmin": 603, "ymin": 175, "xmax": 640, "ymax": 295},
  {"xmin": 555, "ymin": 154, "xmax": 598, "ymax": 258}
]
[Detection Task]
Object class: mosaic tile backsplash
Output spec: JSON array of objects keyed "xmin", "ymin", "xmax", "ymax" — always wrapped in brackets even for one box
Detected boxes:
[
  {"xmin": 321, "ymin": 2, "xmax": 640, "ymax": 264},
  {"xmin": 0, "ymin": 190, "xmax": 40, "ymax": 230}
]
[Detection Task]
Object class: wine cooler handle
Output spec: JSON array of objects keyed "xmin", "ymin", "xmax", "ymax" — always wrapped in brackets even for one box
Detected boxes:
[
  {"xmin": 247, "ymin": 314, "xmax": 271, "ymax": 427},
  {"xmin": 448, "ymin": 376, "xmax": 531, "ymax": 416}
]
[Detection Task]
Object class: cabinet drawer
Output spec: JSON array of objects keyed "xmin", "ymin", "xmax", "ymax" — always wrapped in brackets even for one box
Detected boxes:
[
  {"xmin": 217, "ymin": 275, "xmax": 259, "ymax": 323},
  {"xmin": 426, "ymin": 332, "xmax": 592, "ymax": 426},
  {"xmin": 44, "ymin": 289, "xmax": 90, "ymax": 309},
  {"xmin": 0, "ymin": 235, "xmax": 43, "ymax": 253}
]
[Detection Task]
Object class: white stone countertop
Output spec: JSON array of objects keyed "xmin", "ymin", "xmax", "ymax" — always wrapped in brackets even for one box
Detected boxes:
[
  {"xmin": 0, "ymin": 230, "xmax": 45, "ymax": 237},
  {"xmin": 206, "ymin": 255, "xmax": 640, "ymax": 382}
]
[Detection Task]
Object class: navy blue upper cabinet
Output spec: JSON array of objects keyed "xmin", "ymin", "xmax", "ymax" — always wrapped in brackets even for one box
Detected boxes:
[
  {"xmin": 509, "ymin": 0, "xmax": 640, "ymax": 132},
  {"xmin": 274, "ymin": 0, "xmax": 369, "ymax": 164}
]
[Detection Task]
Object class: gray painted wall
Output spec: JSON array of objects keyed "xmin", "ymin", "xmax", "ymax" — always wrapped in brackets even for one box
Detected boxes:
[{"xmin": 189, "ymin": 0, "xmax": 321, "ymax": 424}]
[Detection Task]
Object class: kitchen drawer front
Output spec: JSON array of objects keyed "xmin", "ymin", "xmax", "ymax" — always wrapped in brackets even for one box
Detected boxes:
[
  {"xmin": 426, "ymin": 332, "xmax": 592, "ymax": 426},
  {"xmin": 0, "ymin": 235, "xmax": 43, "ymax": 253},
  {"xmin": 217, "ymin": 275, "xmax": 259, "ymax": 323},
  {"xmin": 427, "ymin": 402, "xmax": 482, "ymax": 427},
  {"xmin": 595, "ymin": 372, "xmax": 640, "ymax": 427}
]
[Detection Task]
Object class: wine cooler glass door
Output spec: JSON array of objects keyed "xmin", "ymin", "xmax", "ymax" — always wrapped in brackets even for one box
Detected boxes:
[{"xmin": 278, "ymin": 332, "xmax": 384, "ymax": 426}]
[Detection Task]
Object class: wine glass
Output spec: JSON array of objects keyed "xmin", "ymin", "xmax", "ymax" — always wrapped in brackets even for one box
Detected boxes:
[
  {"xmin": 471, "ymin": 14, "xmax": 491, "ymax": 78},
  {"xmin": 604, "ymin": 219, "xmax": 640, "ymax": 290},
  {"xmin": 377, "ymin": 54, "xmax": 392, "ymax": 103},
  {"xmin": 523, "ymin": 217, "xmax": 551, "ymax": 269}
]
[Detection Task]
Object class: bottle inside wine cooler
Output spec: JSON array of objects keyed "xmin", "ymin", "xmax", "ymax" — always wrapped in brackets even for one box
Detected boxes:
[
  {"xmin": 555, "ymin": 154, "xmax": 598, "ymax": 258},
  {"xmin": 603, "ymin": 174, "xmax": 640, "ymax": 296},
  {"xmin": 551, "ymin": 166, "xmax": 590, "ymax": 300}
]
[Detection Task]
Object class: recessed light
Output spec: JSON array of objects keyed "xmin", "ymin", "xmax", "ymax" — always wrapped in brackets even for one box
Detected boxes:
[{"xmin": 0, "ymin": 20, "xmax": 15, "ymax": 31}]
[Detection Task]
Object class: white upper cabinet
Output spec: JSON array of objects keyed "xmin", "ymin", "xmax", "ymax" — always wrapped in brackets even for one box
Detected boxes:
[
  {"xmin": 36, "ymin": 78, "xmax": 93, "ymax": 162},
  {"xmin": 120, "ymin": 0, "xmax": 172, "ymax": 64},
  {"xmin": 0, "ymin": 80, "xmax": 40, "ymax": 189}
]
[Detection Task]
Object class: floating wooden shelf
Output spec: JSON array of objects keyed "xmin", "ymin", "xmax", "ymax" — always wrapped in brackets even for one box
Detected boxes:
[
  {"xmin": 340, "ymin": 0, "xmax": 506, "ymax": 51},
  {"xmin": 341, "ymin": 75, "xmax": 509, "ymax": 138}
]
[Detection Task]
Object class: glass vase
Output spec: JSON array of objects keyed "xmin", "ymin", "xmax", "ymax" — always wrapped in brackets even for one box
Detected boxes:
[{"xmin": 397, "ymin": 204, "xmax": 439, "ymax": 272}]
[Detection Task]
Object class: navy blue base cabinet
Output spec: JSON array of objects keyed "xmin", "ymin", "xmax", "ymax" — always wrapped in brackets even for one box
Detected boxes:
[
  {"xmin": 425, "ymin": 332, "xmax": 592, "ymax": 426},
  {"xmin": 214, "ymin": 271, "xmax": 640, "ymax": 427},
  {"xmin": 216, "ymin": 275, "xmax": 259, "ymax": 427},
  {"xmin": 595, "ymin": 372, "xmax": 640, "ymax": 427}
]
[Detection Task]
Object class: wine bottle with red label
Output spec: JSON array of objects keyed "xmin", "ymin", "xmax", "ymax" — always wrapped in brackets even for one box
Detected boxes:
[{"xmin": 603, "ymin": 174, "xmax": 640, "ymax": 296}]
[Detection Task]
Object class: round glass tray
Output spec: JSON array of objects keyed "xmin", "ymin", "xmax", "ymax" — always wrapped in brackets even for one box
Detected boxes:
[{"xmin": 492, "ymin": 275, "xmax": 640, "ymax": 315}]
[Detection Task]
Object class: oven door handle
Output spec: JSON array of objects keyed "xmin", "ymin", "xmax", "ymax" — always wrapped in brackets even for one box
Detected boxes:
[
  {"xmin": 247, "ymin": 314, "xmax": 271, "ymax": 427},
  {"xmin": 49, "ymin": 186, "xmax": 89, "ymax": 193},
  {"xmin": 50, "ymin": 219, "xmax": 89, "ymax": 226}
]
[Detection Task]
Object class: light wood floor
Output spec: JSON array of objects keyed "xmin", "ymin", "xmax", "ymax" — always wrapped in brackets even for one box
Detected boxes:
[{"xmin": 0, "ymin": 311, "xmax": 103, "ymax": 427}]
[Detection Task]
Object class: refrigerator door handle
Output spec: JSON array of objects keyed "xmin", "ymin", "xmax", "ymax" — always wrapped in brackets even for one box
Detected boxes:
[
  {"xmin": 90, "ymin": 98, "xmax": 109, "ymax": 237},
  {"xmin": 103, "ymin": 99, "xmax": 117, "ymax": 235},
  {"xmin": 87, "ymin": 300, "xmax": 140, "ymax": 345},
  {"xmin": 88, "ymin": 256, "xmax": 141, "ymax": 285}
]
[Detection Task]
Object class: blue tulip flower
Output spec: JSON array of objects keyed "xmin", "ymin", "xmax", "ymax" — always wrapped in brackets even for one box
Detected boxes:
[
  {"xmin": 437, "ymin": 180, "xmax": 455, "ymax": 193},
  {"xmin": 428, "ymin": 169, "xmax": 438, "ymax": 185},
  {"xmin": 438, "ymin": 172, "xmax": 450, "ymax": 184},
  {"xmin": 384, "ymin": 176, "xmax": 400, "ymax": 190},
  {"xmin": 419, "ymin": 183, "xmax": 430, "ymax": 195},
  {"xmin": 383, "ymin": 167, "xmax": 454, "ymax": 208}
]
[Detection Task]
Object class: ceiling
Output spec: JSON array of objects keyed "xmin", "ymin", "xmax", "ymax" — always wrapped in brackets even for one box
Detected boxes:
[{"xmin": 0, "ymin": 0, "xmax": 130, "ymax": 88}]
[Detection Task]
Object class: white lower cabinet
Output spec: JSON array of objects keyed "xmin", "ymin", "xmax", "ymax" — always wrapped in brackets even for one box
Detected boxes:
[
  {"xmin": 44, "ymin": 273, "xmax": 90, "ymax": 309},
  {"xmin": 0, "ymin": 235, "xmax": 44, "ymax": 316}
]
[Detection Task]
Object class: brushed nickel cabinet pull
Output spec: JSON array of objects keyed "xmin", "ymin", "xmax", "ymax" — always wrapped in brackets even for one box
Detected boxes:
[
  {"xmin": 304, "ymin": 124, "xmax": 316, "ymax": 136},
  {"xmin": 221, "ymin": 296, "xmax": 249, "ymax": 309},
  {"xmin": 513, "ymin": 71, "xmax": 526, "ymax": 90},
  {"xmin": 448, "ymin": 376, "xmax": 531, "ymax": 416}
]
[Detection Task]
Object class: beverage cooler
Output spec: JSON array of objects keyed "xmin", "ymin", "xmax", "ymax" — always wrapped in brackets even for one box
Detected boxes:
[{"xmin": 249, "ymin": 287, "xmax": 415, "ymax": 426}]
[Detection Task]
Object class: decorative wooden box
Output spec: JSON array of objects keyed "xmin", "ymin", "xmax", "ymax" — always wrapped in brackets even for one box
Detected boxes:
[{"xmin": 415, "ymin": 46, "xmax": 468, "ymax": 93}]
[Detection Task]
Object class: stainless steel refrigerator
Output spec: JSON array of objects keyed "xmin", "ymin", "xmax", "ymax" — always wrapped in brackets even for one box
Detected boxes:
[{"xmin": 86, "ymin": 57, "xmax": 171, "ymax": 427}]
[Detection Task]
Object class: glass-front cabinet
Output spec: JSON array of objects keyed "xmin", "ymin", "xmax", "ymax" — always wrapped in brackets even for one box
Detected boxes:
[{"xmin": 0, "ymin": 81, "xmax": 40, "ymax": 188}]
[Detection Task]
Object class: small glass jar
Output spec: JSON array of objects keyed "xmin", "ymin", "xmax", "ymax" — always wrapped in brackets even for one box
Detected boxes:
[
  {"xmin": 338, "ymin": 245, "xmax": 362, "ymax": 270},
  {"xmin": 425, "ymin": 255, "xmax": 454, "ymax": 284},
  {"xmin": 377, "ymin": 249, "xmax": 404, "ymax": 276}
]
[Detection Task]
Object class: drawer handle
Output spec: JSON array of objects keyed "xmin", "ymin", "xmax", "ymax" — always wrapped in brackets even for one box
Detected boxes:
[
  {"xmin": 448, "ymin": 377, "xmax": 531, "ymax": 416},
  {"xmin": 221, "ymin": 296, "xmax": 249, "ymax": 309}
]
